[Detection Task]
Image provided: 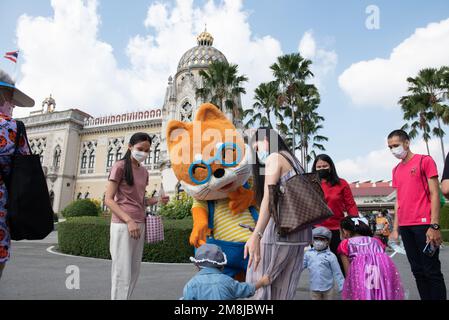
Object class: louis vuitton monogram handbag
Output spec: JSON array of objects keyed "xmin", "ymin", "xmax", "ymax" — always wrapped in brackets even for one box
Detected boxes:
[{"xmin": 268, "ymin": 152, "xmax": 333, "ymax": 236}]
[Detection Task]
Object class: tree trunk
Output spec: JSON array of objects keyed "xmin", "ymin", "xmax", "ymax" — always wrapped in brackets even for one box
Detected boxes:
[
  {"xmin": 291, "ymin": 104, "xmax": 296, "ymax": 155},
  {"xmin": 436, "ymin": 116, "xmax": 446, "ymax": 159},
  {"xmin": 300, "ymin": 117, "xmax": 306, "ymax": 172},
  {"xmin": 425, "ymin": 139, "xmax": 430, "ymax": 156}
]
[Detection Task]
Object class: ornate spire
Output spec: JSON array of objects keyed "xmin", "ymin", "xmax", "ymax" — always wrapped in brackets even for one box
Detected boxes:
[
  {"xmin": 42, "ymin": 94, "xmax": 56, "ymax": 113},
  {"xmin": 197, "ymin": 26, "xmax": 214, "ymax": 46}
]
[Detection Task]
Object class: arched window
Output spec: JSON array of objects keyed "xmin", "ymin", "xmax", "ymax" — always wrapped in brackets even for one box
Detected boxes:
[
  {"xmin": 84, "ymin": 192, "xmax": 90, "ymax": 199},
  {"xmin": 29, "ymin": 137, "xmax": 47, "ymax": 164},
  {"xmin": 107, "ymin": 148, "xmax": 114, "ymax": 168},
  {"xmin": 144, "ymin": 149, "xmax": 153, "ymax": 166},
  {"xmin": 77, "ymin": 192, "xmax": 82, "ymax": 200},
  {"xmin": 153, "ymin": 144, "xmax": 160, "ymax": 164},
  {"xmin": 80, "ymin": 141, "xmax": 97, "ymax": 174},
  {"xmin": 53, "ymin": 146, "xmax": 61, "ymax": 168},
  {"xmin": 80, "ymin": 151, "xmax": 87, "ymax": 169},
  {"xmin": 180, "ymin": 101, "xmax": 193, "ymax": 121},
  {"xmin": 106, "ymin": 138, "xmax": 125, "ymax": 171},
  {"xmin": 88, "ymin": 149, "xmax": 95, "ymax": 169},
  {"xmin": 49, "ymin": 190, "xmax": 55, "ymax": 207},
  {"xmin": 115, "ymin": 146, "xmax": 122, "ymax": 162}
]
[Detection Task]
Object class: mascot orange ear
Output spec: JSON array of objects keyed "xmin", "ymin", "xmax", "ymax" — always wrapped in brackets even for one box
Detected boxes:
[
  {"xmin": 195, "ymin": 103, "xmax": 232, "ymax": 124},
  {"xmin": 166, "ymin": 120, "xmax": 189, "ymax": 152}
]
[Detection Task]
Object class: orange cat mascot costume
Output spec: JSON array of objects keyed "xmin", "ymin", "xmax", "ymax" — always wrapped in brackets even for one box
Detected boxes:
[{"xmin": 167, "ymin": 103, "xmax": 258, "ymax": 277}]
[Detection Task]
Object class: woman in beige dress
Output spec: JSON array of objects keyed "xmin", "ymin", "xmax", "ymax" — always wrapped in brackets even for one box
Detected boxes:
[{"xmin": 245, "ymin": 128, "xmax": 312, "ymax": 300}]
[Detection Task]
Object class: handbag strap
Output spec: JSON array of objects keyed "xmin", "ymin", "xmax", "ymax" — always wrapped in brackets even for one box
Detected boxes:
[
  {"xmin": 14, "ymin": 120, "xmax": 32, "ymax": 155},
  {"xmin": 278, "ymin": 151, "xmax": 304, "ymax": 175}
]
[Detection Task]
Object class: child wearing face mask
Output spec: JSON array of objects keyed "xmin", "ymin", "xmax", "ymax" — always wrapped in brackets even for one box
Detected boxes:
[
  {"xmin": 105, "ymin": 132, "xmax": 169, "ymax": 300},
  {"xmin": 303, "ymin": 227, "xmax": 345, "ymax": 300}
]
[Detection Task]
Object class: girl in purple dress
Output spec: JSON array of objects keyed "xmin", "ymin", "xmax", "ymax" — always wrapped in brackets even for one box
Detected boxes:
[{"xmin": 338, "ymin": 216, "xmax": 404, "ymax": 300}]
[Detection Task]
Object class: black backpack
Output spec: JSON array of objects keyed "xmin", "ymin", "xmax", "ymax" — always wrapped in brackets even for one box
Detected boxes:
[{"xmin": 0, "ymin": 120, "xmax": 54, "ymax": 240}]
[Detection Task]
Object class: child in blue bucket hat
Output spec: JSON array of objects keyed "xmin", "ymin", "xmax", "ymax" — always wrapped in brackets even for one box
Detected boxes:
[{"xmin": 182, "ymin": 243, "xmax": 270, "ymax": 300}]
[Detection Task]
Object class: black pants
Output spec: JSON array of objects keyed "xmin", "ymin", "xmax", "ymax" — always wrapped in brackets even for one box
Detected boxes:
[
  {"xmin": 329, "ymin": 229, "xmax": 345, "ymax": 276},
  {"xmin": 400, "ymin": 225, "xmax": 447, "ymax": 300}
]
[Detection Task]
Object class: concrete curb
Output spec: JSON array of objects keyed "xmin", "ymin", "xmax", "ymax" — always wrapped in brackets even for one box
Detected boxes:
[{"xmin": 46, "ymin": 245, "xmax": 191, "ymax": 266}]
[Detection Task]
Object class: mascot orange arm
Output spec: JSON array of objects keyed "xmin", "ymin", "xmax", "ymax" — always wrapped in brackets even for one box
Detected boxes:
[{"xmin": 189, "ymin": 206, "xmax": 210, "ymax": 248}]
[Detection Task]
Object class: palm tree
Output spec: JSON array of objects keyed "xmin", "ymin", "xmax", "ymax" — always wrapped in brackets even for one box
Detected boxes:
[
  {"xmin": 196, "ymin": 61, "xmax": 248, "ymax": 123},
  {"xmin": 400, "ymin": 94, "xmax": 435, "ymax": 155},
  {"xmin": 400, "ymin": 67, "xmax": 449, "ymax": 159},
  {"xmin": 270, "ymin": 53, "xmax": 313, "ymax": 159},
  {"xmin": 244, "ymin": 81, "xmax": 280, "ymax": 129},
  {"xmin": 302, "ymin": 112, "xmax": 328, "ymax": 170},
  {"xmin": 296, "ymin": 86, "xmax": 328, "ymax": 171}
]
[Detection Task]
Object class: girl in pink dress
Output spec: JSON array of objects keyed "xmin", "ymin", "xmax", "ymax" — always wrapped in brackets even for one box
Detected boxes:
[{"xmin": 338, "ymin": 216, "xmax": 404, "ymax": 300}]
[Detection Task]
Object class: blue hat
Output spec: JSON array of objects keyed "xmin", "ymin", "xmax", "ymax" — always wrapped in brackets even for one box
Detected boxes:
[
  {"xmin": 313, "ymin": 226, "xmax": 332, "ymax": 240},
  {"xmin": 0, "ymin": 69, "xmax": 34, "ymax": 108},
  {"xmin": 190, "ymin": 244, "xmax": 227, "ymax": 268}
]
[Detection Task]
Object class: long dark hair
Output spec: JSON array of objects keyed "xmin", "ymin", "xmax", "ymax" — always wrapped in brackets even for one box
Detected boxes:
[
  {"xmin": 122, "ymin": 132, "xmax": 152, "ymax": 186},
  {"xmin": 250, "ymin": 127, "xmax": 297, "ymax": 207},
  {"xmin": 311, "ymin": 154, "xmax": 340, "ymax": 186},
  {"xmin": 340, "ymin": 216, "xmax": 373, "ymax": 237}
]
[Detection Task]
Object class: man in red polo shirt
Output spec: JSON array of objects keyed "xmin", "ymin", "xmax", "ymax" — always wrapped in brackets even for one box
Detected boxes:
[{"xmin": 388, "ymin": 129, "xmax": 446, "ymax": 300}]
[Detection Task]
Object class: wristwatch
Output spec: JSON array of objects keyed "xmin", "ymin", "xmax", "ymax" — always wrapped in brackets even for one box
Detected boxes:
[{"xmin": 430, "ymin": 224, "xmax": 441, "ymax": 230}]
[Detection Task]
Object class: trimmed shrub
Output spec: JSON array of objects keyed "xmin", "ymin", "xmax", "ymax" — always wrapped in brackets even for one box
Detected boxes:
[
  {"xmin": 61, "ymin": 199, "xmax": 100, "ymax": 218},
  {"xmin": 142, "ymin": 219, "xmax": 193, "ymax": 263},
  {"xmin": 90, "ymin": 199, "xmax": 103, "ymax": 214},
  {"xmin": 440, "ymin": 204, "xmax": 449, "ymax": 230},
  {"xmin": 58, "ymin": 216, "xmax": 194, "ymax": 263},
  {"xmin": 158, "ymin": 192, "xmax": 193, "ymax": 220},
  {"xmin": 442, "ymin": 229, "xmax": 449, "ymax": 243},
  {"xmin": 58, "ymin": 216, "xmax": 110, "ymax": 259}
]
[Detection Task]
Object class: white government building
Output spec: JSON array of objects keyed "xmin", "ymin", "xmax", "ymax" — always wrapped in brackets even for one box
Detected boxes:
[{"xmin": 19, "ymin": 30, "xmax": 242, "ymax": 214}]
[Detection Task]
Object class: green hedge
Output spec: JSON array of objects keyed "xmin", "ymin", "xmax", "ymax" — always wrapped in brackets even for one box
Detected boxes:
[
  {"xmin": 58, "ymin": 217, "xmax": 111, "ymax": 259},
  {"xmin": 441, "ymin": 204, "xmax": 449, "ymax": 230},
  {"xmin": 442, "ymin": 229, "xmax": 449, "ymax": 243},
  {"xmin": 58, "ymin": 216, "xmax": 194, "ymax": 263},
  {"xmin": 158, "ymin": 192, "xmax": 193, "ymax": 220},
  {"xmin": 61, "ymin": 199, "xmax": 100, "ymax": 218}
]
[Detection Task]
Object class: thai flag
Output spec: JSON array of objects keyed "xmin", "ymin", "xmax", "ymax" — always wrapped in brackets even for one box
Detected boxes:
[{"xmin": 4, "ymin": 50, "xmax": 19, "ymax": 63}]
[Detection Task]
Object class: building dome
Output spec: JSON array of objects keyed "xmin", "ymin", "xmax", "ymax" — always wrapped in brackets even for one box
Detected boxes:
[{"xmin": 177, "ymin": 30, "xmax": 228, "ymax": 72}]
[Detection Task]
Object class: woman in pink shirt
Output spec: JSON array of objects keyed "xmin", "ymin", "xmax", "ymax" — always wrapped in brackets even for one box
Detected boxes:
[{"xmin": 105, "ymin": 132, "xmax": 168, "ymax": 300}]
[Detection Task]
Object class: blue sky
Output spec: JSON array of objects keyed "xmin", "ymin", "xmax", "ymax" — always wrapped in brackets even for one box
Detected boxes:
[{"xmin": 1, "ymin": 0, "xmax": 449, "ymax": 181}]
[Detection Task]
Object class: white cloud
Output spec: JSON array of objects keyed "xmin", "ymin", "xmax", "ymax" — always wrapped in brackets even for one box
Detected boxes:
[
  {"xmin": 336, "ymin": 139, "xmax": 448, "ymax": 182},
  {"xmin": 12, "ymin": 0, "xmax": 283, "ymax": 118},
  {"xmin": 298, "ymin": 30, "xmax": 338, "ymax": 89},
  {"xmin": 298, "ymin": 31, "xmax": 316, "ymax": 58},
  {"xmin": 338, "ymin": 18, "xmax": 449, "ymax": 108}
]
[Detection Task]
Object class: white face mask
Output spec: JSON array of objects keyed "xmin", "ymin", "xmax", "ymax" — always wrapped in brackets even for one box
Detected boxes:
[
  {"xmin": 391, "ymin": 145, "xmax": 408, "ymax": 160},
  {"xmin": 257, "ymin": 150, "xmax": 269, "ymax": 165},
  {"xmin": 131, "ymin": 149, "xmax": 149, "ymax": 163},
  {"xmin": 313, "ymin": 240, "xmax": 328, "ymax": 251}
]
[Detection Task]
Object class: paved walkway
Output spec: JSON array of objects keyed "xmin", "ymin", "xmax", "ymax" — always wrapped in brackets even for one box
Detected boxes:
[{"xmin": 0, "ymin": 232, "xmax": 448, "ymax": 300}]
